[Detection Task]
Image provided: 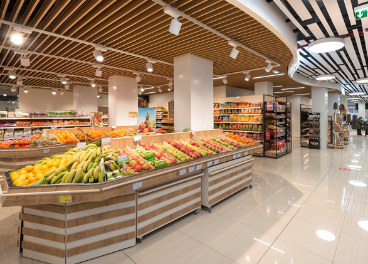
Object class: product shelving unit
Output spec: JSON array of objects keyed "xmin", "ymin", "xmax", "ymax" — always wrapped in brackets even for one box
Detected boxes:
[
  {"xmin": 263, "ymin": 95, "xmax": 290, "ymax": 158},
  {"xmin": 286, "ymin": 102, "xmax": 292, "ymax": 153},
  {"xmin": 300, "ymin": 105, "xmax": 312, "ymax": 147},
  {"xmin": 309, "ymin": 112, "xmax": 320, "ymax": 149},
  {"xmin": 328, "ymin": 116, "xmax": 332, "ymax": 145}
]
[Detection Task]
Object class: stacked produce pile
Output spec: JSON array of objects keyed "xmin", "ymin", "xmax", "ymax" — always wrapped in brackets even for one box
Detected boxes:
[
  {"xmin": 117, "ymin": 128, "xmax": 136, "ymax": 136},
  {"xmin": 155, "ymin": 142, "xmax": 191, "ymax": 162},
  {"xmin": 197, "ymin": 136, "xmax": 229, "ymax": 152},
  {"xmin": 179, "ymin": 139, "xmax": 212, "ymax": 157},
  {"xmin": 140, "ymin": 143, "xmax": 179, "ymax": 165},
  {"xmin": 224, "ymin": 134, "xmax": 259, "ymax": 146},
  {"xmin": 0, "ymin": 135, "xmax": 42, "ymax": 148},
  {"xmin": 55, "ymin": 131, "xmax": 79, "ymax": 144},
  {"xmin": 185, "ymin": 139, "xmax": 214, "ymax": 155},
  {"xmin": 29, "ymin": 134, "xmax": 59, "ymax": 147}
]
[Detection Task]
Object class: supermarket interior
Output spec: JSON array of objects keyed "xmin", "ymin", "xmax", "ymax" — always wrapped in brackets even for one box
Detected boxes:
[{"xmin": 0, "ymin": 1, "xmax": 368, "ymax": 264}]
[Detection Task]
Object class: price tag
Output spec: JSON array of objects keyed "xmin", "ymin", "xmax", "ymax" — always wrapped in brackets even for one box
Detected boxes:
[
  {"xmin": 179, "ymin": 168, "xmax": 187, "ymax": 176},
  {"xmin": 118, "ymin": 154, "xmax": 129, "ymax": 164},
  {"xmin": 59, "ymin": 195, "xmax": 73, "ymax": 203},
  {"xmin": 188, "ymin": 166, "xmax": 195, "ymax": 173},
  {"xmin": 133, "ymin": 135, "xmax": 142, "ymax": 142},
  {"xmin": 237, "ymin": 153, "xmax": 241, "ymax": 158},
  {"xmin": 77, "ymin": 142, "xmax": 86, "ymax": 149},
  {"xmin": 207, "ymin": 161, "xmax": 213, "ymax": 167},
  {"xmin": 191, "ymin": 131, "xmax": 195, "ymax": 135},
  {"xmin": 112, "ymin": 126, "xmax": 116, "ymax": 129},
  {"xmin": 196, "ymin": 164, "xmax": 202, "ymax": 170},
  {"xmin": 214, "ymin": 159, "xmax": 219, "ymax": 165},
  {"xmin": 244, "ymin": 151, "xmax": 248, "ymax": 156},
  {"xmin": 132, "ymin": 181, "xmax": 143, "ymax": 191},
  {"xmin": 101, "ymin": 137, "xmax": 111, "ymax": 144},
  {"xmin": 99, "ymin": 158, "xmax": 104, "ymax": 167},
  {"xmin": 233, "ymin": 154, "xmax": 237, "ymax": 160},
  {"xmin": 43, "ymin": 149, "xmax": 51, "ymax": 154}
]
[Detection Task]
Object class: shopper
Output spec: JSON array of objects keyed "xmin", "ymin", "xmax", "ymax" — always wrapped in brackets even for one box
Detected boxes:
[{"xmin": 357, "ymin": 117, "xmax": 363, "ymax": 136}]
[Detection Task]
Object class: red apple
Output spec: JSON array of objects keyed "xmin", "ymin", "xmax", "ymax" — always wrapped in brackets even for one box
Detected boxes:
[{"xmin": 135, "ymin": 165, "xmax": 142, "ymax": 172}]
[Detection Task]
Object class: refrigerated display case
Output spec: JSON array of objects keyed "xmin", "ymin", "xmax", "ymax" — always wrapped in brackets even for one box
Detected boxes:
[{"xmin": 309, "ymin": 112, "xmax": 320, "ymax": 149}]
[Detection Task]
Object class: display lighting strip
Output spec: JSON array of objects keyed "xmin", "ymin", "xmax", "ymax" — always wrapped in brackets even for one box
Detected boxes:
[
  {"xmin": 213, "ymin": 66, "xmax": 282, "ymax": 80},
  {"xmin": 0, "ymin": 45, "xmax": 173, "ymax": 80},
  {"xmin": 151, "ymin": 0, "xmax": 280, "ymax": 66},
  {"xmin": 0, "ymin": 19, "xmax": 172, "ymax": 66}
]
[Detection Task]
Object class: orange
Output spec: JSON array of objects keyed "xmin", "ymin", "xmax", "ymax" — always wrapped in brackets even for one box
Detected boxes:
[
  {"xmin": 22, "ymin": 179, "xmax": 29, "ymax": 185},
  {"xmin": 41, "ymin": 165, "xmax": 48, "ymax": 170},
  {"xmin": 35, "ymin": 173, "xmax": 43, "ymax": 180},
  {"xmin": 46, "ymin": 160, "xmax": 53, "ymax": 167},
  {"xmin": 25, "ymin": 165, "xmax": 34, "ymax": 172},
  {"xmin": 10, "ymin": 171, "xmax": 19, "ymax": 178},
  {"xmin": 13, "ymin": 179, "xmax": 21, "ymax": 186},
  {"xmin": 19, "ymin": 169, "xmax": 27, "ymax": 174},
  {"xmin": 18, "ymin": 175, "xmax": 27, "ymax": 181},
  {"xmin": 16, "ymin": 181, "xmax": 25, "ymax": 186},
  {"xmin": 28, "ymin": 177, "xmax": 36, "ymax": 183}
]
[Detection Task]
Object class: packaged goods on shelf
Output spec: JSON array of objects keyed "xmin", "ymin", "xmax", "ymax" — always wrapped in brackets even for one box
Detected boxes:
[
  {"xmin": 265, "ymin": 101, "xmax": 286, "ymax": 112},
  {"xmin": 214, "ymin": 102, "xmax": 263, "ymax": 109}
]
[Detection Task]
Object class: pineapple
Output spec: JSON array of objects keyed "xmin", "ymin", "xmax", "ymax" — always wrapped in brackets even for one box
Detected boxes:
[{"xmin": 144, "ymin": 111, "xmax": 151, "ymax": 127}]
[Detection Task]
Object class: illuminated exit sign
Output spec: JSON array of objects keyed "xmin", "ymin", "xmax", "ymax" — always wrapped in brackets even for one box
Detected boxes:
[{"xmin": 355, "ymin": 4, "xmax": 368, "ymax": 20}]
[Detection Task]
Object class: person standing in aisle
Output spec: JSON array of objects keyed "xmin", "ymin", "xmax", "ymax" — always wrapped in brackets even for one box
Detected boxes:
[{"xmin": 357, "ymin": 117, "xmax": 363, "ymax": 136}]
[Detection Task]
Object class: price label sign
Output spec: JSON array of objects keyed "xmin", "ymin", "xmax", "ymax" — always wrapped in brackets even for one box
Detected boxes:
[
  {"xmin": 233, "ymin": 154, "xmax": 237, "ymax": 160},
  {"xmin": 77, "ymin": 142, "xmax": 86, "ymax": 149},
  {"xmin": 244, "ymin": 151, "xmax": 248, "ymax": 156},
  {"xmin": 118, "ymin": 154, "xmax": 129, "ymax": 164},
  {"xmin": 112, "ymin": 126, "xmax": 116, "ymax": 129},
  {"xmin": 237, "ymin": 153, "xmax": 241, "ymax": 158},
  {"xmin": 196, "ymin": 164, "xmax": 202, "ymax": 170},
  {"xmin": 188, "ymin": 166, "xmax": 195, "ymax": 173},
  {"xmin": 179, "ymin": 168, "xmax": 187, "ymax": 176},
  {"xmin": 214, "ymin": 159, "xmax": 219, "ymax": 165},
  {"xmin": 133, "ymin": 135, "xmax": 142, "ymax": 142},
  {"xmin": 207, "ymin": 161, "xmax": 213, "ymax": 168},
  {"xmin": 43, "ymin": 149, "xmax": 51, "ymax": 154},
  {"xmin": 59, "ymin": 195, "xmax": 73, "ymax": 203},
  {"xmin": 99, "ymin": 158, "xmax": 104, "ymax": 167},
  {"xmin": 132, "ymin": 181, "xmax": 143, "ymax": 191},
  {"xmin": 101, "ymin": 137, "xmax": 111, "ymax": 144}
]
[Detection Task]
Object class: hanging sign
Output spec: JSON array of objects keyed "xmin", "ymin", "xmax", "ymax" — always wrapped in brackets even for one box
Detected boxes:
[{"xmin": 355, "ymin": 4, "xmax": 368, "ymax": 20}]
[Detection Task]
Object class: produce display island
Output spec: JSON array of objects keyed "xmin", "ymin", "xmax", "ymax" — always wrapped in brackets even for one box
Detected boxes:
[{"xmin": 0, "ymin": 129, "xmax": 261, "ymax": 264}]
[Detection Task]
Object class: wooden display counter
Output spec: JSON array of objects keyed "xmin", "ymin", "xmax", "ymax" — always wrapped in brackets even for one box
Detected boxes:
[{"xmin": 0, "ymin": 129, "xmax": 262, "ymax": 264}]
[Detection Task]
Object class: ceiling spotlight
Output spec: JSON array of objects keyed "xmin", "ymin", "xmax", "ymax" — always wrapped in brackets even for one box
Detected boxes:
[
  {"xmin": 95, "ymin": 67, "xmax": 102, "ymax": 77},
  {"xmin": 228, "ymin": 41, "xmax": 239, "ymax": 59},
  {"xmin": 60, "ymin": 90, "xmax": 64, "ymax": 95},
  {"xmin": 265, "ymin": 60, "xmax": 273, "ymax": 72},
  {"xmin": 61, "ymin": 77, "xmax": 67, "ymax": 84},
  {"xmin": 9, "ymin": 70, "xmax": 16, "ymax": 79},
  {"xmin": 316, "ymin": 74, "xmax": 335, "ymax": 80},
  {"xmin": 20, "ymin": 54, "xmax": 30, "ymax": 66},
  {"xmin": 140, "ymin": 88, "xmax": 144, "ymax": 92},
  {"xmin": 10, "ymin": 26, "xmax": 32, "ymax": 45},
  {"xmin": 17, "ymin": 77, "xmax": 23, "ymax": 86},
  {"xmin": 273, "ymin": 70, "xmax": 279, "ymax": 76},
  {"xmin": 168, "ymin": 79, "xmax": 173, "ymax": 86},
  {"xmin": 91, "ymin": 80, "xmax": 96, "ymax": 87},
  {"xmin": 97, "ymin": 95, "xmax": 101, "ymax": 98},
  {"xmin": 11, "ymin": 86, "xmax": 16, "ymax": 92},
  {"xmin": 168, "ymin": 87, "xmax": 172, "ymax": 91},
  {"xmin": 308, "ymin": 37, "xmax": 345, "ymax": 53},
  {"xmin": 146, "ymin": 59, "xmax": 156, "ymax": 72},
  {"xmin": 98, "ymin": 87, "xmax": 103, "ymax": 93},
  {"xmin": 3, "ymin": 94, "xmax": 6, "ymax": 97},
  {"xmin": 52, "ymin": 90, "xmax": 56, "ymax": 95},
  {"xmin": 93, "ymin": 45, "xmax": 107, "ymax": 62},
  {"xmin": 136, "ymin": 74, "xmax": 142, "ymax": 83},
  {"xmin": 222, "ymin": 76, "xmax": 228, "ymax": 84},
  {"xmin": 243, "ymin": 71, "xmax": 251, "ymax": 81},
  {"xmin": 65, "ymin": 84, "xmax": 70, "ymax": 90},
  {"xmin": 138, "ymin": 90, "xmax": 142, "ymax": 95},
  {"xmin": 24, "ymin": 87, "xmax": 28, "ymax": 93},
  {"xmin": 158, "ymin": 88, "xmax": 163, "ymax": 93},
  {"xmin": 164, "ymin": 6, "xmax": 182, "ymax": 35}
]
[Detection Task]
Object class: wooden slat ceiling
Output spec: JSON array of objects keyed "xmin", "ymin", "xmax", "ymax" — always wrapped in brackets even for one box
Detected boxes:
[{"xmin": 0, "ymin": 0, "xmax": 307, "ymax": 95}]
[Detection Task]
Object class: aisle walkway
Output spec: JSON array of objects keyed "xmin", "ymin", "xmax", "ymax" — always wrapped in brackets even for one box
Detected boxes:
[{"xmin": 1, "ymin": 134, "xmax": 367, "ymax": 264}]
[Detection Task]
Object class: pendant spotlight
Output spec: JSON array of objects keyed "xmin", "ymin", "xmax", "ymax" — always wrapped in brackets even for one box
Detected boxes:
[
  {"xmin": 168, "ymin": 87, "xmax": 172, "ymax": 91},
  {"xmin": 11, "ymin": 86, "xmax": 16, "ymax": 92},
  {"xmin": 138, "ymin": 90, "xmax": 142, "ymax": 95},
  {"xmin": 92, "ymin": 63, "xmax": 102, "ymax": 77},
  {"xmin": 146, "ymin": 59, "xmax": 157, "ymax": 72},
  {"xmin": 52, "ymin": 89, "xmax": 57, "ymax": 95},
  {"xmin": 60, "ymin": 90, "xmax": 64, "ymax": 95},
  {"xmin": 168, "ymin": 79, "xmax": 173, "ymax": 86},
  {"xmin": 91, "ymin": 80, "xmax": 96, "ymax": 87},
  {"xmin": 97, "ymin": 95, "xmax": 101, "ymax": 98},
  {"xmin": 14, "ymin": 50, "xmax": 30, "ymax": 66},
  {"xmin": 24, "ymin": 87, "xmax": 28, "ymax": 93},
  {"xmin": 228, "ymin": 41, "xmax": 239, "ymax": 59},
  {"xmin": 134, "ymin": 71, "xmax": 142, "ymax": 82},
  {"xmin": 65, "ymin": 83, "xmax": 70, "ymax": 90},
  {"xmin": 158, "ymin": 87, "xmax": 163, "ymax": 93},
  {"xmin": 93, "ymin": 45, "xmax": 107, "ymax": 62},
  {"xmin": 222, "ymin": 76, "xmax": 228, "ymax": 84},
  {"xmin": 265, "ymin": 60, "xmax": 273, "ymax": 72},
  {"xmin": 9, "ymin": 70, "xmax": 16, "ymax": 79},
  {"xmin": 164, "ymin": 7, "xmax": 182, "ymax": 36},
  {"xmin": 98, "ymin": 87, "xmax": 103, "ymax": 93},
  {"xmin": 243, "ymin": 71, "xmax": 251, "ymax": 81},
  {"xmin": 58, "ymin": 74, "xmax": 68, "ymax": 84},
  {"xmin": 10, "ymin": 25, "xmax": 33, "ymax": 45},
  {"xmin": 140, "ymin": 87, "xmax": 144, "ymax": 92},
  {"xmin": 17, "ymin": 77, "xmax": 24, "ymax": 86}
]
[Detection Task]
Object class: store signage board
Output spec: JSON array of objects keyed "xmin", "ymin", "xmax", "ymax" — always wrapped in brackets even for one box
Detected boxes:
[
  {"xmin": 188, "ymin": 166, "xmax": 195, "ymax": 173},
  {"xmin": 77, "ymin": 142, "xmax": 86, "ymax": 149},
  {"xmin": 132, "ymin": 181, "xmax": 143, "ymax": 191},
  {"xmin": 214, "ymin": 159, "xmax": 219, "ymax": 165},
  {"xmin": 339, "ymin": 168, "xmax": 351, "ymax": 171},
  {"xmin": 179, "ymin": 168, "xmax": 187, "ymax": 176},
  {"xmin": 134, "ymin": 135, "xmax": 142, "ymax": 142},
  {"xmin": 196, "ymin": 164, "xmax": 202, "ymax": 170},
  {"xmin": 355, "ymin": 4, "xmax": 368, "ymax": 20},
  {"xmin": 59, "ymin": 195, "xmax": 73, "ymax": 203},
  {"xmin": 207, "ymin": 161, "xmax": 213, "ymax": 167},
  {"xmin": 43, "ymin": 149, "xmax": 51, "ymax": 154}
]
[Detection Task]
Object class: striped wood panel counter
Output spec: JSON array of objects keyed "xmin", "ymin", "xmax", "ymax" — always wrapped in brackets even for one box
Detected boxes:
[
  {"xmin": 20, "ymin": 193, "xmax": 136, "ymax": 264},
  {"xmin": 202, "ymin": 154, "xmax": 253, "ymax": 211},
  {"xmin": 137, "ymin": 173, "xmax": 202, "ymax": 239}
]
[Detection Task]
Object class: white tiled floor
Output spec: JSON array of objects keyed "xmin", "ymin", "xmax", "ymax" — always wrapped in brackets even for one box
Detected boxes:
[{"xmin": 2, "ymin": 133, "xmax": 368, "ymax": 263}]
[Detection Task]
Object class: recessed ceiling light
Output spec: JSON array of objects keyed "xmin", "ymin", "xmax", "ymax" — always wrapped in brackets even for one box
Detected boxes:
[
  {"xmin": 273, "ymin": 85, "xmax": 283, "ymax": 88},
  {"xmin": 281, "ymin": 87, "xmax": 305, "ymax": 90},
  {"xmin": 316, "ymin": 230, "xmax": 335, "ymax": 241},
  {"xmin": 316, "ymin": 74, "xmax": 335, "ymax": 80},
  {"xmin": 308, "ymin": 37, "xmax": 345, "ymax": 53},
  {"xmin": 356, "ymin": 78, "xmax": 368, "ymax": 84}
]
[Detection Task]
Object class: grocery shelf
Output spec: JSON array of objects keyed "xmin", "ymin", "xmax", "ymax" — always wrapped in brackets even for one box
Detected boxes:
[
  {"xmin": 223, "ymin": 130, "xmax": 263, "ymax": 133},
  {"xmin": 214, "ymin": 107, "xmax": 262, "ymax": 110},
  {"xmin": 213, "ymin": 114, "xmax": 262, "ymax": 116},
  {"xmin": 1, "ymin": 125, "xmax": 91, "ymax": 129},
  {"xmin": 0, "ymin": 117, "xmax": 91, "ymax": 120},
  {"xmin": 214, "ymin": 122, "xmax": 262, "ymax": 124}
]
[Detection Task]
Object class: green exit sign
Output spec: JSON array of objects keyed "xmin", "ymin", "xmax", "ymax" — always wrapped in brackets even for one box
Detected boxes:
[{"xmin": 355, "ymin": 4, "xmax": 368, "ymax": 20}]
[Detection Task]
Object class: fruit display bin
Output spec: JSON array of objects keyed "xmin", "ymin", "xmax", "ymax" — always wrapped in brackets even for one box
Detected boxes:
[{"xmin": 0, "ymin": 129, "xmax": 262, "ymax": 264}]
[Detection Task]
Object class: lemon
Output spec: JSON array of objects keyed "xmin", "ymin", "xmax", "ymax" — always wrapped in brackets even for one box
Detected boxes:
[
  {"xmin": 28, "ymin": 177, "xmax": 36, "ymax": 184},
  {"xmin": 10, "ymin": 171, "xmax": 19, "ymax": 178},
  {"xmin": 25, "ymin": 165, "xmax": 34, "ymax": 172},
  {"xmin": 18, "ymin": 175, "xmax": 27, "ymax": 181},
  {"xmin": 19, "ymin": 169, "xmax": 27, "ymax": 174}
]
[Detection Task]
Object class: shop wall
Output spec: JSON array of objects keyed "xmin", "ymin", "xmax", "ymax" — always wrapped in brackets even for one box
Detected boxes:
[
  {"xmin": 287, "ymin": 96, "xmax": 301, "ymax": 138},
  {"xmin": 301, "ymin": 97, "xmax": 311, "ymax": 105},
  {"xmin": 149, "ymin": 92, "xmax": 173, "ymax": 109},
  {"xmin": 226, "ymin": 86, "xmax": 254, "ymax": 97},
  {"xmin": 98, "ymin": 95, "xmax": 108, "ymax": 107},
  {"xmin": 73, "ymin": 85, "xmax": 98, "ymax": 114},
  {"xmin": 214, "ymin": 95, "xmax": 263, "ymax": 104},
  {"xmin": 19, "ymin": 88, "xmax": 74, "ymax": 112},
  {"xmin": 214, "ymin": 86, "xmax": 226, "ymax": 98}
]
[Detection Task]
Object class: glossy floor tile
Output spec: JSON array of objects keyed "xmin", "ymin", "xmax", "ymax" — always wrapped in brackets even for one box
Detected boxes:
[{"xmin": 3, "ymin": 132, "xmax": 368, "ymax": 263}]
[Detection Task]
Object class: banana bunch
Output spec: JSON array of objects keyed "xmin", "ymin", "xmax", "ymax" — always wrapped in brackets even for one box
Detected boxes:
[
  {"xmin": 38, "ymin": 145, "xmax": 105, "ymax": 185},
  {"xmin": 103, "ymin": 148, "xmax": 121, "ymax": 171}
]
